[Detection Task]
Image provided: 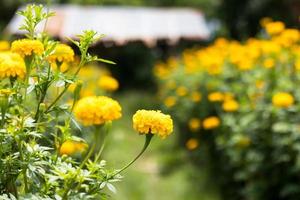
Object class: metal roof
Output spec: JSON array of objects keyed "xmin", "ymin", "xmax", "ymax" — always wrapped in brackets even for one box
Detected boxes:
[{"xmin": 6, "ymin": 5, "xmax": 210, "ymax": 46}]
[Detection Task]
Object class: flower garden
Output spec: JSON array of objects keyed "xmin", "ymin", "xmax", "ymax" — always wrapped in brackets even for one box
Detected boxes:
[
  {"xmin": 155, "ymin": 20, "xmax": 300, "ymax": 199},
  {"xmin": 0, "ymin": 2, "xmax": 300, "ymax": 200}
]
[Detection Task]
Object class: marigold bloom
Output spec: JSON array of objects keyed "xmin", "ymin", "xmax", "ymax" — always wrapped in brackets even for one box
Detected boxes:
[
  {"xmin": 265, "ymin": 21, "xmax": 285, "ymax": 35},
  {"xmin": 60, "ymin": 140, "xmax": 88, "ymax": 155},
  {"xmin": 176, "ymin": 86, "xmax": 188, "ymax": 96},
  {"xmin": 132, "ymin": 110, "xmax": 173, "ymax": 139},
  {"xmin": 98, "ymin": 75, "xmax": 119, "ymax": 91},
  {"xmin": 0, "ymin": 89, "xmax": 14, "ymax": 96},
  {"xmin": 208, "ymin": 92, "xmax": 224, "ymax": 102},
  {"xmin": 51, "ymin": 62, "xmax": 70, "ymax": 72},
  {"xmin": 11, "ymin": 39, "xmax": 44, "ymax": 57},
  {"xmin": 260, "ymin": 17, "xmax": 272, "ymax": 27},
  {"xmin": 164, "ymin": 96, "xmax": 176, "ymax": 108},
  {"xmin": 272, "ymin": 92, "xmax": 294, "ymax": 108},
  {"xmin": 74, "ymin": 96, "xmax": 122, "ymax": 126},
  {"xmin": 190, "ymin": 91, "xmax": 201, "ymax": 102},
  {"xmin": 203, "ymin": 116, "xmax": 220, "ymax": 130},
  {"xmin": 263, "ymin": 58, "xmax": 275, "ymax": 68},
  {"xmin": 0, "ymin": 41, "xmax": 10, "ymax": 51},
  {"xmin": 186, "ymin": 138, "xmax": 199, "ymax": 150},
  {"xmin": 222, "ymin": 99, "xmax": 239, "ymax": 112},
  {"xmin": 0, "ymin": 52, "xmax": 26, "ymax": 78},
  {"xmin": 188, "ymin": 118, "xmax": 201, "ymax": 132},
  {"xmin": 47, "ymin": 44, "xmax": 74, "ymax": 63}
]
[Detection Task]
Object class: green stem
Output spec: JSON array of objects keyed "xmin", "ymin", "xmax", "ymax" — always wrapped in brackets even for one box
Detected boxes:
[
  {"xmin": 45, "ymin": 60, "xmax": 85, "ymax": 114},
  {"xmin": 62, "ymin": 128, "xmax": 98, "ymax": 200},
  {"xmin": 94, "ymin": 124, "xmax": 111, "ymax": 163},
  {"xmin": 79, "ymin": 131, "xmax": 98, "ymax": 169},
  {"xmin": 1, "ymin": 107, "xmax": 5, "ymax": 128},
  {"xmin": 34, "ymin": 63, "xmax": 51, "ymax": 121},
  {"xmin": 114, "ymin": 134, "xmax": 153, "ymax": 176},
  {"xmin": 17, "ymin": 140, "xmax": 29, "ymax": 193}
]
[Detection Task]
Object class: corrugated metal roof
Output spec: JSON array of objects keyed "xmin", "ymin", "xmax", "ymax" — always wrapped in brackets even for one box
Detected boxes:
[{"xmin": 6, "ymin": 5, "xmax": 210, "ymax": 46}]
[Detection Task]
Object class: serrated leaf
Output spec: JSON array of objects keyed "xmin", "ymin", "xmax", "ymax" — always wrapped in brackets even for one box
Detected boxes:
[
  {"xmin": 107, "ymin": 183, "xmax": 117, "ymax": 193},
  {"xmin": 100, "ymin": 181, "xmax": 106, "ymax": 189},
  {"xmin": 55, "ymin": 80, "xmax": 65, "ymax": 87},
  {"xmin": 27, "ymin": 84, "xmax": 35, "ymax": 94}
]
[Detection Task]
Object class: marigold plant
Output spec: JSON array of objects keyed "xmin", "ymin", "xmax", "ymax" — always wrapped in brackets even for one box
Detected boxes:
[{"xmin": 0, "ymin": 4, "xmax": 173, "ymax": 199}]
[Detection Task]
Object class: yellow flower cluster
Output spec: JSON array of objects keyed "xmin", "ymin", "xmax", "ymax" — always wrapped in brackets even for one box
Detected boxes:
[
  {"xmin": 153, "ymin": 57, "xmax": 178, "ymax": 79},
  {"xmin": 264, "ymin": 21, "xmax": 285, "ymax": 35},
  {"xmin": 0, "ymin": 41, "xmax": 10, "ymax": 51},
  {"xmin": 74, "ymin": 96, "xmax": 122, "ymax": 126},
  {"xmin": 185, "ymin": 138, "xmax": 199, "ymax": 150},
  {"xmin": 11, "ymin": 39, "xmax": 44, "ymax": 57},
  {"xmin": 190, "ymin": 91, "xmax": 201, "ymax": 102},
  {"xmin": 154, "ymin": 20, "xmax": 299, "ymax": 78},
  {"xmin": 164, "ymin": 96, "xmax": 177, "ymax": 108},
  {"xmin": 60, "ymin": 140, "xmax": 88, "ymax": 155},
  {"xmin": 47, "ymin": 44, "xmax": 74, "ymax": 63},
  {"xmin": 188, "ymin": 118, "xmax": 201, "ymax": 132},
  {"xmin": 222, "ymin": 99, "xmax": 239, "ymax": 112},
  {"xmin": 272, "ymin": 92, "xmax": 294, "ymax": 108},
  {"xmin": 202, "ymin": 117, "xmax": 220, "ymax": 130},
  {"xmin": 132, "ymin": 110, "xmax": 173, "ymax": 139},
  {"xmin": 208, "ymin": 92, "xmax": 224, "ymax": 102},
  {"xmin": 98, "ymin": 75, "xmax": 119, "ymax": 91},
  {"xmin": 0, "ymin": 52, "xmax": 26, "ymax": 78}
]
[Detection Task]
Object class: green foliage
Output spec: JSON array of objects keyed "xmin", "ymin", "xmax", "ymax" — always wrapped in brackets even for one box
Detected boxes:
[{"xmin": 0, "ymin": 4, "xmax": 134, "ymax": 199}]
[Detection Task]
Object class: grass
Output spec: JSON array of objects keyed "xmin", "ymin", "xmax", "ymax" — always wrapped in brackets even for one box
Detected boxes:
[{"xmin": 101, "ymin": 91, "xmax": 221, "ymax": 200}]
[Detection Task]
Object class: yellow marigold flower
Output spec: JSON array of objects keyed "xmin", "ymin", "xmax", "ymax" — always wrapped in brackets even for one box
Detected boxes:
[
  {"xmin": 11, "ymin": 39, "xmax": 44, "ymax": 57},
  {"xmin": 190, "ymin": 91, "xmax": 201, "ymax": 102},
  {"xmin": 260, "ymin": 17, "xmax": 272, "ymax": 27},
  {"xmin": 60, "ymin": 140, "xmax": 88, "ymax": 155},
  {"xmin": 188, "ymin": 118, "xmax": 201, "ymax": 132},
  {"xmin": 176, "ymin": 86, "xmax": 188, "ymax": 97},
  {"xmin": 47, "ymin": 44, "xmax": 74, "ymax": 63},
  {"xmin": 0, "ymin": 89, "xmax": 14, "ymax": 96},
  {"xmin": 186, "ymin": 138, "xmax": 199, "ymax": 150},
  {"xmin": 0, "ymin": 52, "xmax": 26, "ymax": 78},
  {"xmin": 166, "ymin": 80, "xmax": 176, "ymax": 89},
  {"xmin": 263, "ymin": 58, "xmax": 275, "ymax": 68},
  {"xmin": 98, "ymin": 75, "xmax": 119, "ymax": 92},
  {"xmin": 0, "ymin": 41, "xmax": 10, "ymax": 51},
  {"xmin": 203, "ymin": 116, "xmax": 220, "ymax": 130},
  {"xmin": 222, "ymin": 99, "xmax": 239, "ymax": 112},
  {"xmin": 132, "ymin": 110, "xmax": 173, "ymax": 139},
  {"xmin": 265, "ymin": 21, "xmax": 285, "ymax": 35},
  {"xmin": 208, "ymin": 92, "xmax": 224, "ymax": 102},
  {"xmin": 74, "ymin": 96, "xmax": 122, "ymax": 126},
  {"xmin": 164, "ymin": 96, "xmax": 176, "ymax": 108},
  {"xmin": 51, "ymin": 62, "xmax": 70, "ymax": 72},
  {"xmin": 272, "ymin": 92, "xmax": 294, "ymax": 108}
]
